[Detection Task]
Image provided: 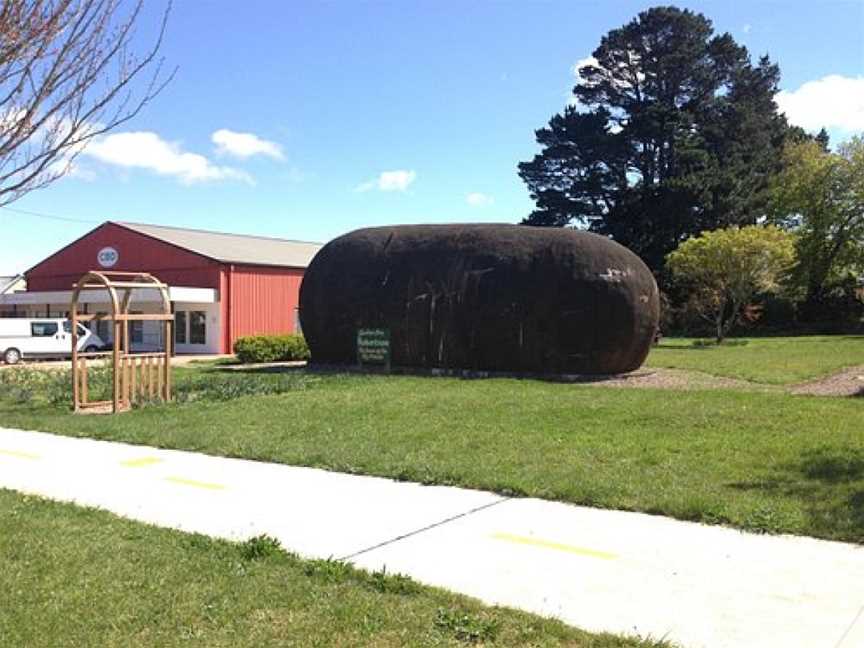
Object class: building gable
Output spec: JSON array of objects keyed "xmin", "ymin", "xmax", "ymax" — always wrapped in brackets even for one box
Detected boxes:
[{"xmin": 25, "ymin": 222, "xmax": 222, "ymax": 291}]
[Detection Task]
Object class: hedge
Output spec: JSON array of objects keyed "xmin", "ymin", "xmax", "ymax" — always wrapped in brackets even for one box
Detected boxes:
[{"xmin": 233, "ymin": 334, "xmax": 310, "ymax": 364}]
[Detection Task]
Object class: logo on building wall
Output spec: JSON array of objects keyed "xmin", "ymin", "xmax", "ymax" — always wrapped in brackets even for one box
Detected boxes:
[{"xmin": 97, "ymin": 247, "xmax": 119, "ymax": 268}]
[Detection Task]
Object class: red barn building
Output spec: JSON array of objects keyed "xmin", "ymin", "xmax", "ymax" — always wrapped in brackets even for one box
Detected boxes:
[{"xmin": 0, "ymin": 222, "xmax": 322, "ymax": 354}]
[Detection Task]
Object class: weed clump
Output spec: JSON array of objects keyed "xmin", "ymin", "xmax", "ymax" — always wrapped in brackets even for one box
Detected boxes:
[
  {"xmin": 434, "ymin": 607, "xmax": 500, "ymax": 644},
  {"xmin": 239, "ymin": 534, "xmax": 282, "ymax": 561}
]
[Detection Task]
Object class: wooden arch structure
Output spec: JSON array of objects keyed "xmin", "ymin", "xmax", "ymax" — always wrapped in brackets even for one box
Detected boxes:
[{"xmin": 70, "ymin": 271, "xmax": 174, "ymax": 414}]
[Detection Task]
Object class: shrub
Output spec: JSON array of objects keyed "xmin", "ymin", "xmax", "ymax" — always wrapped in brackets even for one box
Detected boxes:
[
  {"xmin": 666, "ymin": 225, "xmax": 796, "ymax": 342},
  {"xmin": 233, "ymin": 334, "xmax": 310, "ymax": 364}
]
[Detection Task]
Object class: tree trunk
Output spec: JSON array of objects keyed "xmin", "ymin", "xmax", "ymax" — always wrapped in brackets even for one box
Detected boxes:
[{"xmin": 715, "ymin": 311, "xmax": 725, "ymax": 344}]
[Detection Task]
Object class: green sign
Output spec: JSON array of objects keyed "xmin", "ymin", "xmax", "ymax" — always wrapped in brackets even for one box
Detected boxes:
[{"xmin": 357, "ymin": 328, "xmax": 390, "ymax": 368}]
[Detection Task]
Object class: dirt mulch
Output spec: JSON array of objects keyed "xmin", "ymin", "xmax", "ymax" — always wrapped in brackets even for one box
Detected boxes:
[
  {"xmin": 577, "ymin": 367, "xmax": 763, "ymax": 391},
  {"xmin": 789, "ymin": 366, "xmax": 864, "ymax": 397},
  {"xmin": 601, "ymin": 365, "xmax": 864, "ymax": 397}
]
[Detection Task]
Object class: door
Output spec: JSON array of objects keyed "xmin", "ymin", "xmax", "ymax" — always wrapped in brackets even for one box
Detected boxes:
[
  {"xmin": 28, "ymin": 321, "xmax": 67, "ymax": 356},
  {"xmin": 75, "ymin": 322, "xmax": 100, "ymax": 351}
]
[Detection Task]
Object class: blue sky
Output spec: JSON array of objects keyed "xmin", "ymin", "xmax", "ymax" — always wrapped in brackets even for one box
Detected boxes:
[{"xmin": 2, "ymin": 0, "xmax": 863, "ymax": 275}]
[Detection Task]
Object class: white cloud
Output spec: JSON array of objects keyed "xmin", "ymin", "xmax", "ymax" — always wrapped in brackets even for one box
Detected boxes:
[
  {"xmin": 0, "ymin": 107, "xmax": 26, "ymax": 133},
  {"xmin": 466, "ymin": 192, "xmax": 494, "ymax": 207},
  {"xmin": 742, "ymin": 24, "xmax": 752, "ymax": 34},
  {"xmin": 572, "ymin": 53, "xmax": 646, "ymax": 90},
  {"xmin": 49, "ymin": 157, "xmax": 97, "ymax": 182},
  {"xmin": 356, "ymin": 169, "xmax": 416, "ymax": 192},
  {"xmin": 569, "ymin": 54, "xmax": 641, "ymax": 106},
  {"xmin": 68, "ymin": 164, "xmax": 97, "ymax": 181},
  {"xmin": 83, "ymin": 131, "xmax": 253, "ymax": 185},
  {"xmin": 572, "ymin": 56, "xmax": 599, "ymax": 84},
  {"xmin": 211, "ymin": 128, "xmax": 284, "ymax": 160},
  {"xmin": 776, "ymin": 75, "xmax": 864, "ymax": 133},
  {"xmin": 0, "ymin": 112, "xmax": 101, "ymax": 183}
]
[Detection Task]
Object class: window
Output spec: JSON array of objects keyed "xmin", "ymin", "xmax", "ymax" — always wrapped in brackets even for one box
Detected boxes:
[
  {"xmin": 95, "ymin": 313, "xmax": 109, "ymax": 341},
  {"xmin": 130, "ymin": 311, "xmax": 143, "ymax": 344},
  {"xmin": 175, "ymin": 311, "xmax": 187, "ymax": 344},
  {"xmin": 31, "ymin": 322, "xmax": 58, "ymax": 337},
  {"xmin": 63, "ymin": 320, "xmax": 72, "ymax": 334},
  {"xmin": 189, "ymin": 311, "xmax": 206, "ymax": 345}
]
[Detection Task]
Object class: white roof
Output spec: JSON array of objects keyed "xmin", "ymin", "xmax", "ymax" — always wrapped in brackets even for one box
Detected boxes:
[
  {"xmin": 116, "ymin": 222, "xmax": 323, "ymax": 268},
  {"xmin": 0, "ymin": 275, "xmax": 24, "ymax": 295}
]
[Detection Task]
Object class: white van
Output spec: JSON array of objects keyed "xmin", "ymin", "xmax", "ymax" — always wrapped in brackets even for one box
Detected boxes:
[{"xmin": 0, "ymin": 318, "xmax": 106, "ymax": 365}]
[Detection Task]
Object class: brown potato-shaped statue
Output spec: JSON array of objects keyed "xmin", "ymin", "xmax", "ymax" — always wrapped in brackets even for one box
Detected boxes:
[{"xmin": 299, "ymin": 224, "xmax": 659, "ymax": 374}]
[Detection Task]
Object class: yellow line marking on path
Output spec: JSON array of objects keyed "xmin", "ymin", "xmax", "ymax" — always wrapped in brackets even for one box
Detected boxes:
[
  {"xmin": 0, "ymin": 449, "xmax": 39, "ymax": 460},
  {"xmin": 165, "ymin": 476, "xmax": 225, "ymax": 491},
  {"xmin": 491, "ymin": 532, "xmax": 618, "ymax": 561},
  {"xmin": 120, "ymin": 456, "xmax": 163, "ymax": 468}
]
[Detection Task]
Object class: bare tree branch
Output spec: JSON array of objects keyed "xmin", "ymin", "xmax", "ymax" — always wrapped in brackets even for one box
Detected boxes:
[{"xmin": 0, "ymin": 0, "xmax": 174, "ymax": 205}]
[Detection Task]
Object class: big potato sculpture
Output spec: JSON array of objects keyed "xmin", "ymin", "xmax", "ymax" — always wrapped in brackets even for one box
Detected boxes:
[{"xmin": 299, "ymin": 224, "xmax": 659, "ymax": 374}]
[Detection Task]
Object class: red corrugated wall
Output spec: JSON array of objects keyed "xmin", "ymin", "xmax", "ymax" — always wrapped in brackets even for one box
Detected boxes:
[
  {"xmin": 26, "ymin": 222, "xmax": 222, "ymax": 291},
  {"xmin": 25, "ymin": 222, "xmax": 307, "ymax": 355},
  {"xmin": 222, "ymin": 264, "xmax": 304, "ymax": 353}
]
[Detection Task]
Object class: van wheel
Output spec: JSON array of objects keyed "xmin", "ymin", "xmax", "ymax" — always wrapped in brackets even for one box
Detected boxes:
[
  {"xmin": 85, "ymin": 345, "xmax": 98, "ymax": 353},
  {"xmin": 3, "ymin": 348, "xmax": 21, "ymax": 365}
]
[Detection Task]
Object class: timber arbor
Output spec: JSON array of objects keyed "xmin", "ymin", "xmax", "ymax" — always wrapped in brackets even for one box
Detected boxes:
[{"xmin": 70, "ymin": 271, "xmax": 173, "ymax": 414}]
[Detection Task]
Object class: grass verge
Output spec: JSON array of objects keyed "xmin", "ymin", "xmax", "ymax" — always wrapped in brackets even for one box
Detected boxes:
[
  {"xmin": 646, "ymin": 335, "xmax": 864, "ymax": 384},
  {"xmin": 1, "ymin": 368, "xmax": 863, "ymax": 543},
  {"xmin": 0, "ymin": 489, "xmax": 666, "ymax": 647}
]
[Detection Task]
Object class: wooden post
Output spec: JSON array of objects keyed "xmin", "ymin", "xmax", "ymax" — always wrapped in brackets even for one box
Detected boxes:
[
  {"xmin": 123, "ymin": 356, "xmax": 131, "ymax": 408},
  {"xmin": 130, "ymin": 357, "xmax": 137, "ymax": 404},
  {"xmin": 142, "ymin": 356, "xmax": 149, "ymax": 400},
  {"xmin": 80, "ymin": 357, "xmax": 89, "ymax": 404},
  {"xmin": 149, "ymin": 355, "xmax": 156, "ymax": 399},
  {"xmin": 112, "ymin": 319, "xmax": 121, "ymax": 413},
  {"xmin": 71, "ymin": 304, "xmax": 79, "ymax": 412},
  {"xmin": 156, "ymin": 355, "xmax": 164, "ymax": 400},
  {"xmin": 164, "ymin": 319, "xmax": 172, "ymax": 401}
]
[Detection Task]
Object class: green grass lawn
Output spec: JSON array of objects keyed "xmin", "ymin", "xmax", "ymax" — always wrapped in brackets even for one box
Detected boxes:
[
  {"xmin": 646, "ymin": 335, "xmax": 864, "ymax": 384},
  {"xmin": 2, "ymin": 361, "xmax": 863, "ymax": 543},
  {"xmin": 0, "ymin": 490, "xmax": 663, "ymax": 647}
]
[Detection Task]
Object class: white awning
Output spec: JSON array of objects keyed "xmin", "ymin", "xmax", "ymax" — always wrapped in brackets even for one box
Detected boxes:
[{"xmin": 0, "ymin": 286, "xmax": 218, "ymax": 306}]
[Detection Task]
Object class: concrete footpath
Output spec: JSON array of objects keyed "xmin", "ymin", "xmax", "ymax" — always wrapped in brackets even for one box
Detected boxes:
[{"xmin": 0, "ymin": 427, "xmax": 862, "ymax": 648}]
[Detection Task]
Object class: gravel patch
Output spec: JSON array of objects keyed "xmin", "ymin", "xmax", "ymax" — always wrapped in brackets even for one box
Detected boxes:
[
  {"xmin": 790, "ymin": 365, "xmax": 864, "ymax": 397},
  {"xmin": 580, "ymin": 367, "xmax": 761, "ymax": 391}
]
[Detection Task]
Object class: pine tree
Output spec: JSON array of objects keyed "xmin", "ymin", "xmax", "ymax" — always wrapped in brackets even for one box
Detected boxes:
[{"xmin": 519, "ymin": 7, "xmax": 794, "ymax": 271}]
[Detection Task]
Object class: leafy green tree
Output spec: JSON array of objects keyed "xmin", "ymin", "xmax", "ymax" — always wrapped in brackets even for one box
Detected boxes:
[
  {"xmin": 769, "ymin": 137, "xmax": 864, "ymax": 310},
  {"xmin": 666, "ymin": 226, "xmax": 796, "ymax": 342},
  {"xmin": 518, "ymin": 6, "xmax": 793, "ymax": 271}
]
